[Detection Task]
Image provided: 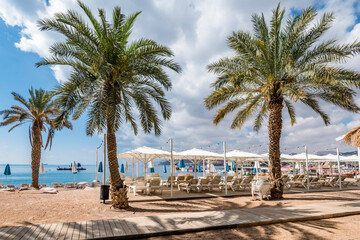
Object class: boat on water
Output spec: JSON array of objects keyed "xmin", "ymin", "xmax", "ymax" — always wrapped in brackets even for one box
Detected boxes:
[{"xmin": 57, "ymin": 163, "xmax": 86, "ymax": 171}]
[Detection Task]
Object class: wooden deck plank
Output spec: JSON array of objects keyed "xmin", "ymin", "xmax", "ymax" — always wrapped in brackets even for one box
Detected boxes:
[
  {"xmin": 4, "ymin": 226, "xmax": 18, "ymax": 239},
  {"xmin": 12, "ymin": 226, "xmax": 32, "ymax": 240},
  {"xmin": 31, "ymin": 224, "xmax": 44, "ymax": 239},
  {"xmin": 112, "ymin": 219, "xmax": 126, "ymax": 236},
  {"xmin": 78, "ymin": 221, "xmax": 87, "ymax": 240},
  {"xmin": 64, "ymin": 222, "xmax": 74, "ymax": 240},
  {"xmin": 91, "ymin": 220, "xmax": 100, "ymax": 239},
  {"xmin": 49, "ymin": 223, "xmax": 63, "ymax": 239},
  {"xmin": 119, "ymin": 220, "xmax": 134, "ymax": 235},
  {"xmin": 107, "ymin": 219, "xmax": 122, "ymax": 237},
  {"xmin": 71, "ymin": 221, "xmax": 80, "ymax": 240},
  {"xmin": 85, "ymin": 221, "xmax": 93, "ymax": 239},
  {"xmin": 102, "ymin": 219, "xmax": 113, "ymax": 237},
  {"xmin": 97, "ymin": 220, "xmax": 107, "ymax": 238},
  {"xmin": 23, "ymin": 225, "xmax": 39, "ymax": 240},
  {"xmin": 34, "ymin": 224, "xmax": 51, "ymax": 240},
  {"xmin": 57, "ymin": 222, "xmax": 69, "ymax": 240},
  {"xmin": 123, "ymin": 220, "xmax": 138, "ymax": 235},
  {"xmin": 42, "ymin": 224, "xmax": 57, "ymax": 240},
  {"xmin": 7, "ymin": 226, "xmax": 25, "ymax": 240}
]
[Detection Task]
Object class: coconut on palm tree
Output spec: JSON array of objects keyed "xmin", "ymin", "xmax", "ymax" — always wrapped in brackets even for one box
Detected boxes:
[
  {"xmin": 36, "ymin": 1, "xmax": 181, "ymax": 208},
  {"xmin": 204, "ymin": 4, "xmax": 360, "ymax": 198},
  {"xmin": 0, "ymin": 88, "xmax": 72, "ymax": 189}
]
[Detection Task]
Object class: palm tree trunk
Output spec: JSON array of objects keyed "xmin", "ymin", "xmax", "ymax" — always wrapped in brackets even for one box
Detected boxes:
[
  {"xmin": 31, "ymin": 125, "xmax": 42, "ymax": 189},
  {"xmin": 106, "ymin": 121, "xmax": 128, "ymax": 209},
  {"xmin": 268, "ymin": 100, "xmax": 284, "ymax": 199},
  {"xmin": 106, "ymin": 124, "xmax": 123, "ymax": 187}
]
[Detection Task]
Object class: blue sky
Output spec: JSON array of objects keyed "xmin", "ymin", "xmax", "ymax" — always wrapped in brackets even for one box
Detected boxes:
[{"xmin": 1, "ymin": 0, "xmax": 360, "ymax": 165}]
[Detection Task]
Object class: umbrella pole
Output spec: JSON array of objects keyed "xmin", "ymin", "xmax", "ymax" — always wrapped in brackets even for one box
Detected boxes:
[
  {"xmin": 132, "ymin": 159, "xmax": 135, "ymax": 178},
  {"xmin": 96, "ymin": 148, "xmax": 99, "ymax": 182},
  {"xmin": 194, "ymin": 161, "xmax": 197, "ymax": 179},
  {"xmin": 103, "ymin": 134, "xmax": 106, "ymax": 185},
  {"xmin": 358, "ymin": 148, "xmax": 360, "ymax": 179},
  {"xmin": 337, "ymin": 148, "xmax": 342, "ymax": 190},
  {"xmin": 203, "ymin": 159, "xmax": 205, "ymax": 177},
  {"xmin": 223, "ymin": 141, "xmax": 227, "ymax": 195},
  {"xmin": 170, "ymin": 138, "xmax": 173, "ymax": 198},
  {"xmin": 305, "ymin": 146, "xmax": 309, "ymax": 192},
  {"xmin": 144, "ymin": 157, "xmax": 147, "ymax": 179}
]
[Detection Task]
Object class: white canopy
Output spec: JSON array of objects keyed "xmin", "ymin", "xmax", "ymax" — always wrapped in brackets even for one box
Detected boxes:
[
  {"xmin": 174, "ymin": 148, "xmax": 223, "ymax": 160},
  {"xmin": 117, "ymin": 146, "xmax": 171, "ymax": 162},
  {"xmin": 226, "ymin": 150, "xmax": 265, "ymax": 161}
]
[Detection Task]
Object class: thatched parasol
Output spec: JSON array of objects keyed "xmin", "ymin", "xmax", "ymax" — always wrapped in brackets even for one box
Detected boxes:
[{"xmin": 342, "ymin": 126, "xmax": 360, "ymax": 147}]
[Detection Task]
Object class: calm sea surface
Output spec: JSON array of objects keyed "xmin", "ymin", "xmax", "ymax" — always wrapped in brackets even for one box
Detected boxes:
[{"xmin": 0, "ymin": 163, "xmax": 222, "ymax": 186}]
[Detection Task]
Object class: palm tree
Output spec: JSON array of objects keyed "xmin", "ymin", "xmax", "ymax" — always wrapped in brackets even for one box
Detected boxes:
[
  {"xmin": 0, "ymin": 88, "xmax": 72, "ymax": 189},
  {"xmin": 204, "ymin": 4, "xmax": 360, "ymax": 198},
  {"xmin": 36, "ymin": 1, "xmax": 181, "ymax": 208},
  {"xmin": 342, "ymin": 126, "xmax": 360, "ymax": 147}
]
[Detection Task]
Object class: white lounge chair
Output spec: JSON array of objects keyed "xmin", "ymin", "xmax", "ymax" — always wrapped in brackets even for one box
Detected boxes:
[
  {"xmin": 129, "ymin": 180, "xmax": 148, "ymax": 196},
  {"xmin": 124, "ymin": 177, "xmax": 135, "ymax": 186},
  {"xmin": 147, "ymin": 179, "xmax": 162, "ymax": 195},
  {"xmin": 179, "ymin": 179, "xmax": 199, "ymax": 193},
  {"xmin": 19, "ymin": 184, "xmax": 30, "ymax": 191},
  {"xmin": 210, "ymin": 178, "xmax": 223, "ymax": 192},
  {"xmin": 161, "ymin": 176, "xmax": 175, "ymax": 187},
  {"xmin": 196, "ymin": 178, "xmax": 211, "ymax": 192}
]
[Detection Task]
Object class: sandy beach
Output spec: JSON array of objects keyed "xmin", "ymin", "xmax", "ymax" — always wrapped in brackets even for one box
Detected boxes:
[{"xmin": 1, "ymin": 188, "xmax": 360, "ymax": 228}]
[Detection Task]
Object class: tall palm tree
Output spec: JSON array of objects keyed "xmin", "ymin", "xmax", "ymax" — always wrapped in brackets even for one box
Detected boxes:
[
  {"xmin": 0, "ymin": 88, "xmax": 72, "ymax": 188},
  {"xmin": 204, "ymin": 4, "xmax": 360, "ymax": 198},
  {"xmin": 36, "ymin": 1, "xmax": 181, "ymax": 207}
]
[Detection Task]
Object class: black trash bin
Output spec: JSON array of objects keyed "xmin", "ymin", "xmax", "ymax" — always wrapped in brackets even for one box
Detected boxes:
[{"xmin": 100, "ymin": 184, "xmax": 110, "ymax": 203}]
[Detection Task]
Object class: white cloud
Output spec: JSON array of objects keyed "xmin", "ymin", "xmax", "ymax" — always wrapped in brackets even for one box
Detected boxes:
[{"xmin": 1, "ymin": 0, "xmax": 360, "ymax": 157}]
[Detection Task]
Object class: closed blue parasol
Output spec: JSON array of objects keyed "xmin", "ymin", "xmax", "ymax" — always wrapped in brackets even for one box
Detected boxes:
[
  {"xmin": 150, "ymin": 167, "xmax": 155, "ymax": 173},
  {"xmin": 4, "ymin": 164, "xmax": 11, "ymax": 185},
  {"xmin": 98, "ymin": 161, "xmax": 103, "ymax": 173},
  {"xmin": 197, "ymin": 164, "xmax": 201, "ymax": 172},
  {"xmin": 163, "ymin": 164, "xmax": 167, "ymax": 173},
  {"xmin": 120, "ymin": 164, "xmax": 125, "ymax": 173},
  {"xmin": 232, "ymin": 161, "xmax": 236, "ymax": 170},
  {"xmin": 77, "ymin": 163, "xmax": 81, "ymax": 168},
  {"xmin": 226, "ymin": 162, "xmax": 229, "ymax": 172},
  {"xmin": 4, "ymin": 164, "xmax": 11, "ymax": 175},
  {"xmin": 178, "ymin": 159, "xmax": 185, "ymax": 168}
]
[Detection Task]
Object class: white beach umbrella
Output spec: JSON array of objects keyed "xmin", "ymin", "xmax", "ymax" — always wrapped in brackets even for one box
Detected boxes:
[
  {"xmin": 40, "ymin": 163, "xmax": 45, "ymax": 174},
  {"xmin": 148, "ymin": 160, "xmax": 154, "ymax": 168},
  {"xmin": 226, "ymin": 150, "xmax": 265, "ymax": 160}
]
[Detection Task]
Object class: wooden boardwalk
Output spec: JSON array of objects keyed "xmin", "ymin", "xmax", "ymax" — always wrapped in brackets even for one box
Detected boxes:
[{"xmin": 1, "ymin": 200, "xmax": 360, "ymax": 239}]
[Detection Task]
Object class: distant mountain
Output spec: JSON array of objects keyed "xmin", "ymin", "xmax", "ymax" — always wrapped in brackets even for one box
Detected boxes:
[{"xmin": 315, "ymin": 150, "xmax": 357, "ymax": 156}]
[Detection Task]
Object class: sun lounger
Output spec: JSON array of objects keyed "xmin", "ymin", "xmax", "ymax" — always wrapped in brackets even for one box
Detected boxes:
[
  {"xmin": 308, "ymin": 177, "xmax": 322, "ymax": 189},
  {"xmin": 129, "ymin": 180, "xmax": 148, "ymax": 196},
  {"xmin": 239, "ymin": 177, "xmax": 253, "ymax": 190},
  {"xmin": 153, "ymin": 173, "xmax": 160, "ymax": 177},
  {"xmin": 147, "ymin": 179, "xmax": 162, "ymax": 195},
  {"xmin": 7, "ymin": 185, "xmax": 16, "ymax": 189},
  {"xmin": 39, "ymin": 184, "xmax": 48, "ymax": 188},
  {"xmin": 175, "ymin": 175, "xmax": 185, "ymax": 186},
  {"xmin": 136, "ymin": 176, "xmax": 145, "ymax": 181},
  {"xmin": 124, "ymin": 177, "xmax": 135, "ymax": 186},
  {"xmin": 161, "ymin": 176, "xmax": 176, "ymax": 187},
  {"xmin": 229, "ymin": 178, "xmax": 242, "ymax": 191},
  {"xmin": 210, "ymin": 178, "xmax": 223, "ymax": 192},
  {"xmin": 120, "ymin": 174, "xmax": 126, "ymax": 180},
  {"xmin": 179, "ymin": 179, "xmax": 199, "ymax": 193},
  {"xmin": 65, "ymin": 183, "xmax": 76, "ymax": 188},
  {"xmin": 41, "ymin": 187, "xmax": 58, "ymax": 194},
  {"xmin": 329, "ymin": 176, "xmax": 340, "ymax": 188},
  {"xmin": 145, "ymin": 173, "xmax": 153, "ymax": 179},
  {"xmin": 76, "ymin": 182, "xmax": 90, "ymax": 189},
  {"xmin": 19, "ymin": 184, "xmax": 30, "ymax": 191},
  {"xmin": 0, "ymin": 182, "xmax": 3, "ymax": 188},
  {"xmin": 196, "ymin": 178, "xmax": 211, "ymax": 192},
  {"xmin": 178, "ymin": 176, "xmax": 194, "ymax": 191},
  {"xmin": 206, "ymin": 173, "xmax": 212, "ymax": 181}
]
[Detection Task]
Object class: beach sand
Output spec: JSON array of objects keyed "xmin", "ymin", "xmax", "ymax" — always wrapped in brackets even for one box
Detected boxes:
[{"xmin": 1, "ymin": 188, "xmax": 360, "ymax": 228}]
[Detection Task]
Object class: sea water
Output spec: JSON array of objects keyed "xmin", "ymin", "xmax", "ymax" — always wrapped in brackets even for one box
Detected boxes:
[{"xmin": 0, "ymin": 163, "xmax": 220, "ymax": 186}]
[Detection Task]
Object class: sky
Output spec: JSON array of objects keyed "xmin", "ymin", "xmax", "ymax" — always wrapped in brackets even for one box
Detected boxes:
[{"xmin": 1, "ymin": 0, "xmax": 360, "ymax": 164}]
